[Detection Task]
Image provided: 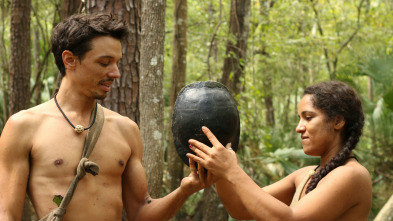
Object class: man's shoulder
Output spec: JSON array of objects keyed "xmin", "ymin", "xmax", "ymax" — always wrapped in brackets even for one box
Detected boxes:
[
  {"xmin": 102, "ymin": 107, "xmax": 138, "ymax": 129},
  {"xmin": 1, "ymin": 101, "xmax": 54, "ymax": 149},
  {"xmin": 7, "ymin": 100, "xmax": 53, "ymax": 127}
]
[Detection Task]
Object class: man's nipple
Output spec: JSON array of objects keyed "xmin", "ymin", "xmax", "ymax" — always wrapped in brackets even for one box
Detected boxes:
[{"xmin": 54, "ymin": 158, "xmax": 64, "ymax": 166}]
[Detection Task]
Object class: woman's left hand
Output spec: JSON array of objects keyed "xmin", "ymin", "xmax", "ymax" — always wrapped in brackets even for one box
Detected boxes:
[{"xmin": 187, "ymin": 126, "xmax": 239, "ymax": 181}]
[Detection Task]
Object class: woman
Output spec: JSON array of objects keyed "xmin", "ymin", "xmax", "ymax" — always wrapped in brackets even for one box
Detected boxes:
[{"xmin": 187, "ymin": 81, "xmax": 372, "ymax": 220}]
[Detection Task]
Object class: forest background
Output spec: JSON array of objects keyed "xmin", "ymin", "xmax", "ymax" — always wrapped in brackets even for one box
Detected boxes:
[{"xmin": 0, "ymin": 0, "xmax": 392, "ymax": 220}]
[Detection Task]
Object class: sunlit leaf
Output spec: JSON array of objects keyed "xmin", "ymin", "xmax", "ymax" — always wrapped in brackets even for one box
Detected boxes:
[{"xmin": 53, "ymin": 195, "xmax": 63, "ymax": 207}]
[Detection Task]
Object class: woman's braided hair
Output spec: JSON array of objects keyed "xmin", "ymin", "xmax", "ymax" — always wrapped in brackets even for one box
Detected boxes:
[{"xmin": 304, "ymin": 81, "xmax": 364, "ymax": 194}]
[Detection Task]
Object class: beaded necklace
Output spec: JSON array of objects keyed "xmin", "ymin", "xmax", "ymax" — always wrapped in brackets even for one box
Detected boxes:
[{"xmin": 54, "ymin": 93, "xmax": 97, "ymax": 134}]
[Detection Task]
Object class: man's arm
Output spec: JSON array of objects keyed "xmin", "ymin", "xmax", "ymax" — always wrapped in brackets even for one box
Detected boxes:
[
  {"xmin": 0, "ymin": 113, "xmax": 32, "ymax": 221},
  {"xmin": 122, "ymin": 120, "xmax": 206, "ymax": 221}
]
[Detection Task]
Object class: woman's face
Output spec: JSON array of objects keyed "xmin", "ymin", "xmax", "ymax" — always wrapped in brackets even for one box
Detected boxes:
[{"xmin": 296, "ymin": 95, "xmax": 341, "ymax": 157}]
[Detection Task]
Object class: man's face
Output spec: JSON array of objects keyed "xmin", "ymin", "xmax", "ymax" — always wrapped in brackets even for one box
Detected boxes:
[{"xmin": 73, "ymin": 36, "xmax": 122, "ymax": 99}]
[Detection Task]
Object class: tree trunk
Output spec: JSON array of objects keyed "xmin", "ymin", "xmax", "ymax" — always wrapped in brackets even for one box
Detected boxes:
[
  {"xmin": 53, "ymin": 0, "xmax": 82, "ymax": 96},
  {"xmin": 0, "ymin": 0, "xmax": 10, "ymax": 123},
  {"xmin": 195, "ymin": 1, "xmax": 251, "ymax": 220},
  {"xmin": 9, "ymin": 0, "xmax": 31, "ymax": 116},
  {"xmin": 139, "ymin": 0, "xmax": 166, "ymax": 198},
  {"xmin": 86, "ymin": 1, "xmax": 141, "ymax": 220},
  {"xmin": 259, "ymin": 0, "xmax": 275, "ymax": 127},
  {"xmin": 192, "ymin": 187, "xmax": 228, "ymax": 221},
  {"xmin": 61, "ymin": 0, "xmax": 82, "ymax": 19},
  {"xmin": 374, "ymin": 193, "xmax": 393, "ymax": 221},
  {"xmin": 168, "ymin": 1, "xmax": 187, "ymax": 219},
  {"xmin": 85, "ymin": 0, "xmax": 141, "ymax": 123},
  {"xmin": 9, "ymin": 0, "xmax": 34, "ymax": 220},
  {"xmin": 32, "ymin": 23, "xmax": 42, "ymax": 106},
  {"xmin": 263, "ymin": 74, "xmax": 275, "ymax": 127},
  {"xmin": 221, "ymin": 0, "xmax": 250, "ymax": 95}
]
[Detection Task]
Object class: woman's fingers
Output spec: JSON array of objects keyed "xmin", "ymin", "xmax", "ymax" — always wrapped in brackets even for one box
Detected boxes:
[
  {"xmin": 188, "ymin": 126, "xmax": 228, "ymax": 156},
  {"xmin": 197, "ymin": 162, "xmax": 206, "ymax": 185},
  {"xmin": 187, "ymin": 153, "xmax": 204, "ymax": 166},
  {"xmin": 188, "ymin": 143, "xmax": 210, "ymax": 159},
  {"xmin": 225, "ymin": 143, "xmax": 233, "ymax": 151},
  {"xmin": 201, "ymin": 126, "xmax": 223, "ymax": 148},
  {"xmin": 189, "ymin": 158, "xmax": 197, "ymax": 175},
  {"xmin": 191, "ymin": 157, "xmax": 214, "ymax": 187}
]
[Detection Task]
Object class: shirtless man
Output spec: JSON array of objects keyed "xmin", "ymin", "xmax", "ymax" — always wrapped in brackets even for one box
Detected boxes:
[{"xmin": 0, "ymin": 13, "xmax": 206, "ymax": 221}]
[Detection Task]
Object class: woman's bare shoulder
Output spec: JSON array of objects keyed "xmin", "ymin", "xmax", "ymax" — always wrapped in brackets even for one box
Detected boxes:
[
  {"xmin": 291, "ymin": 165, "xmax": 319, "ymax": 183},
  {"xmin": 321, "ymin": 160, "xmax": 372, "ymax": 200},
  {"xmin": 327, "ymin": 161, "xmax": 371, "ymax": 183}
]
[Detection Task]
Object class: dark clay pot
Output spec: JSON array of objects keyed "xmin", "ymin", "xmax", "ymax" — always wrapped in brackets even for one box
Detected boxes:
[{"xmin": 172, "ymin": 81, "xmax": 240, "ymax": 166}]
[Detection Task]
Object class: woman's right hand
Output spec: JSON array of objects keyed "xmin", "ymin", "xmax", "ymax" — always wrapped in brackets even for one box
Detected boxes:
[{"xmin": 187, "ymin": 126, "xmax": 240, "ymax": 181}]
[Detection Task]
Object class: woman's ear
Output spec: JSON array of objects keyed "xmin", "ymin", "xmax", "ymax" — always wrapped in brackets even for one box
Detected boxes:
[
  {"xmin": 62, "ymin": 50, "xmax": 77, "ymax": 70},
  {"xmin": 334, "ymin": 116, "xmax": 345, "ymax": 130}
]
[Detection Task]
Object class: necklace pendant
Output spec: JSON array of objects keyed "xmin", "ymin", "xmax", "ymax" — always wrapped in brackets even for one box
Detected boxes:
[
  {"xmin": 308, "ymin": 169, "xmax": 316, "ymax": 177},
  {"xmin": 75, "ymin": 125, "xmax": 85, "ymax": 133}
]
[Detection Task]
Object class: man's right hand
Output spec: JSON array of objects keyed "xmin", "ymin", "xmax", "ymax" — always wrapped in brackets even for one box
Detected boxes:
[{"xmin": 179, "ymin": 158, "xmax": 214, "ymax": 196}]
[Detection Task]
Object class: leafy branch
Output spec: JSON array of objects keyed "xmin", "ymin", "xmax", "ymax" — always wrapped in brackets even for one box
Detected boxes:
[
  {"xmin": 310, "ymin": 0, "xmax": 369, "ymax": 79},
  {"xmin": 206, "ymin": 0, "xmax": 222, "ymax": 80}
]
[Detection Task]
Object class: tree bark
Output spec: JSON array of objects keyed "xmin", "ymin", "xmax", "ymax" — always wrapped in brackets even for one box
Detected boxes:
[
  {"xmin": 192, "ymin": 187, "xmax": 228, "ymax": 221},
  {"xmin": 263, "ymin": 74, "xmax": 275, "ymax": 127},
  {"xmin": 32, "ymin": 25, "xmax": 42, "ymax": 105},
  {"xmin": 259, "ymin": 0, "xmax": 275, "ymax": 127},
  {"xmin": 86, "ymin": 0, "xmax": 141, "ymax": 123},
  {"xmin": 0, "ymin": 0, "xmax": 10, "ymax": 123},
  {"xmin": 221, "ymin": 0, "xmax": 250, "ymax": 95},
  {"xmin": 139, "ymin": 0, "xmax": 166, "ymax": 198},
  {"xmin": 31, "ymin": 0, "xmax": 54, "ymax": 106},
  {"xmin": 53, "ymin": 0, "xmax": 82, "ymax": 96},
  {"xmin": 168, "ymin": 1, "xmax": 187, "ymax": 219},
  {"xmin": 195, "ymin": 1, "xmax": 251, "ymax": 220},
  {"xmin": 61, "ymin": 0, "xmax": 82, "ymax": 19},
  {"xmin": 86, "ymin": 1, "xmax": 141, "ymax": 219},
  {"xmin": 9, "ymin": 0, "xmax": 34, "ymax": 220},
  {"xmin": 9, "ymin": 0, "xmax": 31, "ymax": 116}
]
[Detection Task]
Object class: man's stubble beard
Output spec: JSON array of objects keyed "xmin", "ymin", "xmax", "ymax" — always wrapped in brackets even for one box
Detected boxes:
[{"xmin": 93, "ymin": 92, "xmax": 108, "ymax": 100}]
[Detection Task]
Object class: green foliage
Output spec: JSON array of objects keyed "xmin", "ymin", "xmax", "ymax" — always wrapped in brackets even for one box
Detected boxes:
[
  {"xmin": 383, "ymin": 89, "xmax": 393, "ymax": 111},
  {"xmin": 354, "ymin": 48, "xmax": 393, "ymax": 218},
  {"xmin": 52, "ymin": 195, "xmax": 63, "ymax": 207}
]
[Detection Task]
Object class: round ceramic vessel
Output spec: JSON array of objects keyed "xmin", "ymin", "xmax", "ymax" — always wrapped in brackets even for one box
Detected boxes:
[{"xmin": 172, "ymin": 81, "xmax": 240, "ymax": 166}]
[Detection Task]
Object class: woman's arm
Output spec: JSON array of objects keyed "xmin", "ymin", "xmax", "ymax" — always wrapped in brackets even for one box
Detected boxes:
[{"xmin": 188, "ymin": 127, "xmax": 369, "ymax": 220}]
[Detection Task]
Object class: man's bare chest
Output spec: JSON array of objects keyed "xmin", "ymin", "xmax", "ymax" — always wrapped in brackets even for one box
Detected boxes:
[{"xmin": 29, "ymin": 123, "xmax": 131, "ymax": 178}]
